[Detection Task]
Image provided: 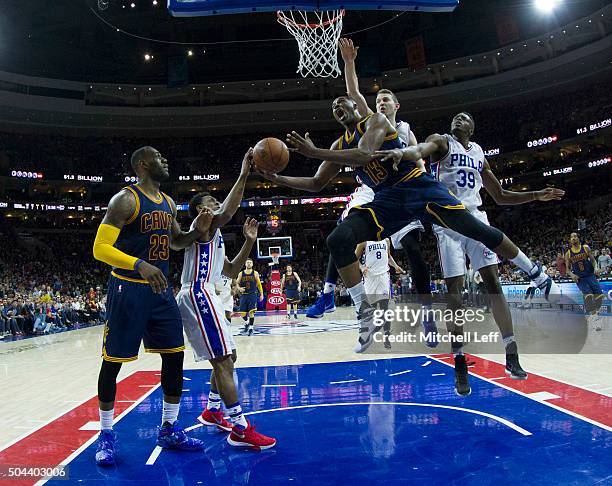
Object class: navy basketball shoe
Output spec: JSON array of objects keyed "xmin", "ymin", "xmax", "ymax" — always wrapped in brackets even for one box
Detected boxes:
[{"xmin": 157, "ymin": 421, "xmax": 204, "ymax": 451}]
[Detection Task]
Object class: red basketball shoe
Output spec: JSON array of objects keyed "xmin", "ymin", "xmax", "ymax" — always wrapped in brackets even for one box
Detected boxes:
[
  {"xmin": 198, "ymin": 409, "xmax": 233, "ymax": 432},
  {"xmin": 227, "ymin": 421, "xmax": 276, "ymax": 451}
]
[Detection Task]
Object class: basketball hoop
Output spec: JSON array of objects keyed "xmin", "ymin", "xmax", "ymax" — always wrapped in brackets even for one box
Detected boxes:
[
  {"xmin": 269, "ymin": 251, "xmax": 281, "ymax": 267},
  {"xmin": 277, "ymin": 9, "xmax": 345, "ymax": 78}
]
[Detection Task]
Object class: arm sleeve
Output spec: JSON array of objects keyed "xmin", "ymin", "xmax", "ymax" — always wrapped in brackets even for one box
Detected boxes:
[{"xmin": 92, "ymin": 223, "xmax": 139, "ymax": 270}]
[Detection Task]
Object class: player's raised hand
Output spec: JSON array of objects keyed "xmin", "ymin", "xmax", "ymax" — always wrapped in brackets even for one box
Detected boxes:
[
  {"xmin": 338, "ymin": 38, "xmax": 359, "ymax": 62},
  {"xmin": 286, "ymin": 131, "xmax": 317, "ymax": 158},
  {"xmin": 256, "ymin": 167, "xmax": 278, "ymax": 182},
  {"xmin": 535, "ymin": 187, "xmax": 565, "ymax": 201},
  {"xmin": 137, "ymin": 261, "xmax": 168, "ymax": 294},
  {"xmin": 240, "ymin": 148, "xmax": 254, "ymax": 176},
  {"xmin": 371, "ymin": 149, "xmax": 404, "ymax": 171},
  {"xmin": 243, "ymin": 217, "xmax": 259, "ymax": 241},
  {"xmin": 193, "ymin": 207, "xmax": 214, "ymax": 236}
]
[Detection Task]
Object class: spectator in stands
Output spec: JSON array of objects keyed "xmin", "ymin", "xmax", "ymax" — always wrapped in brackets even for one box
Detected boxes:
[{"xmin": 598, "ymin": 248, "xmax": 611, "ymax": 275}]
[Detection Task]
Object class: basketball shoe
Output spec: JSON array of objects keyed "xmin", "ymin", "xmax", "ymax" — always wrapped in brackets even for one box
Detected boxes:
[
  {"xmin": 227, "ymin": 421, "xmax": 276, "ymax": 451},
  {"xmin": 454, "ymin": 354, "xmax": 471, "ymax": 396},
  {"xmin": 354, "ymin": 302, "xmax": 380, "ymax": 353},
  {"xmin": 95, "ymin": 430, "xmax": 117, "ymax": 466},
  {"xmin": 505, "ymin": 354, "xmax": 528, "ymax": 380},
  {"xmin": 198, "ymin": 409, "xmax": 233, "ymax": 432},
  {"xmin": 157, "ymin": 421, "xmax": 204, "ymax": 450},
  {"xmin": 306, "ymin": 292, "xmax": 336, "ymax": 318}
]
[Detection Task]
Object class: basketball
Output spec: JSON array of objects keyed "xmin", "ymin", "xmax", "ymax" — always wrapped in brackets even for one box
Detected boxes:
[{"xmin": 252, "ymin": 137, "xmax": 290, "ymax": 174}]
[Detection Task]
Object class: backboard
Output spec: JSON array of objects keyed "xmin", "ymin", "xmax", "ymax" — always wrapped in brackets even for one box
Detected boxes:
[
  {"xmin": 256, "ymin": 236, "xmax": 293, "ymax": 260},
  {"xmin": 168, "ymin": 0, "xmax": 459, "ymax": 17}
]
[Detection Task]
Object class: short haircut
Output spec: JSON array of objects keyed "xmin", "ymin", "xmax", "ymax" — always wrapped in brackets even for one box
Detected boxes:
[
  {"xmin": 188, "ymin": 192, "xmax": 211, "ymax": 219},
  {"xmin": 460, "ymin": 112, "xmax": 475, "ymax": 126},
  {"xmin": 376, "ymin": 89, "xmax": 399, "ymax": 104},
  {"xmin": 130, "ymin": 146, "xmax": 150, "ymax": 173}
]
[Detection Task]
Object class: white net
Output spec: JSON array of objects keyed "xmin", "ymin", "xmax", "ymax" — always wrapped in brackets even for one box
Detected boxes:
[
  {"xmin": 269, "ymin": 253, "xmax": 280, "ymax": 266},
  {"xmin": 277, "ymin": 10, "xmax": 345, "ymax": 78}
]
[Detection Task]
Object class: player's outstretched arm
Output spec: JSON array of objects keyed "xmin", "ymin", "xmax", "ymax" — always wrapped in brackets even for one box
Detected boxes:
[
  {"xmin": 373, "ymin": 133, "xmax": 448, "ymax": 169},
  {"xmin": 166, "ymin": 194, "xmax": 213, "ymax": 250},
  {"xmin": 261, "ymin": 141, "xmax": 342, "ymax": 192},
  {"xmin": 339, "ymin": 38, "xmax": 373, "ymax": 118},
  {"xmin": 286, "ymin": 114, "xmax": 389, "ymax": 166},
  {"xmin": 93, "ymin": 189, "xmax": 168, "ymax": 293},
  {"xmin": 585, "ymin": 246, "xmax": 601, "ymax": 275},
  {"xmin": 482, "ymin": 160, "xmax": 565, "ymax": 205},
  {"xmin": 223, "ymin": 217, "xmax": 259, "ymax": 278},
  {"xmin": 387, "ymin": 242, "xmax": 405, "ymax": 274},
  {"xmin": 213, "ymin": 148, "xmax": 253, "ymax": 229}
]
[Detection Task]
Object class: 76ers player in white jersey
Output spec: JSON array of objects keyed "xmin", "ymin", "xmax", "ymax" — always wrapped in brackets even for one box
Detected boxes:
[
  {"xmin": 377, "ymin": 112, "xmax": 564, "ymax": 395},
  {"xmin": 357, "ymin": 238, "xmax": 404, "ymax": 349},
  {"xmin": 176, "ymin": 150, "xmax": 276, "ymax": 451}
]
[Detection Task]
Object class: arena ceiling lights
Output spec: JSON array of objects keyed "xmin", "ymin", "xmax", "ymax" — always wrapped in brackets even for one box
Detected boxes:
[{"xmin": 535, "ymin": 0, "xmax": 563, "ymax": 13}]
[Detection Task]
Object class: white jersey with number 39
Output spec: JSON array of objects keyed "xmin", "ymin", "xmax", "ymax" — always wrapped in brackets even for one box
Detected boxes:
[{"xmin": 433, "ymin": 134, "xmax": 485, "ymax": 211}]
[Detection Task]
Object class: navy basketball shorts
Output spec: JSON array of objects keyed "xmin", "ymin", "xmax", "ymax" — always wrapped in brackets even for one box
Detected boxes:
[
  {"xmin": 239, "ymin": 293, "xmax": 259, "ymax": 316},
  {"xmin": 577, "ymin": 275, "xmax": 603, "ymax": 296},
  {"xmin": 102, "ymin": 275, "xmax": 185, "ymax": 362},
  {"xmin": 285, "ymin": 290, "xmax": 300, "ymax": 303},
  {"xmin": 350, "ymin": 172, "xmax": 464, "ymax": 240}
]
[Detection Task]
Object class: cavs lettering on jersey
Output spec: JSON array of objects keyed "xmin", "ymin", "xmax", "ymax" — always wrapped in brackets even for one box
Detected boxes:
[
  {"xmin": 431, "ymin": 135, "xmax": 485, "ymax": 210},
  {"xmin": 113, "ymin": 185, "xmax": 173, "ymax": 281},
  {"xmin": 180, "ymin": 228, "xmax": 225, "ymax": 287},
  {"xmin": 363, "ymin": 240, "xmax": 389, "ymax": 276},
  {"xmin": 568, "ymin": 246, "xmax": 595, "ymax": 278},
  {"xmin": 241, "ymin": 270, "xmax": 258, "ymax": 294},
  {"xmin": 337, "ymin": 115, "xmax": 417, "ymax": 191}
]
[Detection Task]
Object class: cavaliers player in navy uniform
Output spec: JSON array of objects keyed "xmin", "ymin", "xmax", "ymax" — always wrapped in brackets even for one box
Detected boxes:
[
  {"xmin": 236, "ymin": 258, "xmax": 264, "ymax": 335},
  {"xmin": 286, "ymin": 97, "xmax": 559, "ymax": 359},
  {"xmin": 281, "ymin": 265, "xmax": 302, "ymax": 319},
  {"xmin": 92, "ymin": 146, "xmax": 210, "ymax": 466},
  {"xmin": 565, "ymin": 232, "xmax": 604, "ymax": 323}
]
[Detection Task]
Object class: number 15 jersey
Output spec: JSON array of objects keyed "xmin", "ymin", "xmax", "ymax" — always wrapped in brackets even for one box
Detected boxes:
[{"xmin": 430, "ymin": 134, "xmax": 485, "ymax": 211}]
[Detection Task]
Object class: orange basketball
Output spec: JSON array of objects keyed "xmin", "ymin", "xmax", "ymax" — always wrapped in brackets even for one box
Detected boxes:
[{"xmin": 252, "ymin": 137, "xmax": 289, "ymax": 174}]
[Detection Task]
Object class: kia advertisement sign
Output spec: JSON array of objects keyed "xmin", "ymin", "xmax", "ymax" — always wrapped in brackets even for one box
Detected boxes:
[{"xmin": 266, "ymin": 270, "xmax": 287, "ymax": 310}]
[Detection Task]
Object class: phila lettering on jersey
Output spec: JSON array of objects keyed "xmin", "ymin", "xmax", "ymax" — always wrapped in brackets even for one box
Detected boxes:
[
  {"xmin": 362, "ymin": 240, "xmax": 389, "ymax": 276},
  {"xmin": 181, "ymin": 228, "xmax": 225, "ymax": 288},
  {"xmin": 431, "ymin": 134, "xmax": 485, "ymax": 211}
]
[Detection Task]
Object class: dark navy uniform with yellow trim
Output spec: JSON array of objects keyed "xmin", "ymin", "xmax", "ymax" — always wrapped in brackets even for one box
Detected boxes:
[
  {"xmin": 567, "ymin": 245, "xmax": 603, "ymax": 298},
  {"xmin": 239, "ymin": 270, "xmax": 259, "ymax": 315},
  {"xmin": 341, "ymin": 115, "xmax": 465, "ymax": 239},
  {"xmin": 103, "ymin": 185, "xmax": 185, "ymax": 362},
  {"xmin": 284, "ymin": 274, "xmax": 300, "ymax": 303}
]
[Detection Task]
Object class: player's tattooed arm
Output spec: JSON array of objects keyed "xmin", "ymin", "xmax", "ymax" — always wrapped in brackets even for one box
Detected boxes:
[
  {"xmin": 408, "ymin": 130, "xmax": 427, "ymax": 172},
  {"xmin": 387, "ymin": 241, "xmax": 405, "ymax": 274},
  {"xmin": 236, "ymin": 271, "xmax": 246, "ymax": 293},
  {"xmin": 280, "ymin": 274, "xmax": 285, "ymax": 293},
  {"xmin": 165, "ymin": 194, "xmax": 213, "ymax": 250},
  {"xmin": 212, "ymin": 148, "xmax": 253, "ymax": 229},
  {"xmin": 264, "ymin": 141, "xmax": 342, "ymax": 192},
  {"xmin": 94, "ymin": 189, "xmax": 168, "ymax": 293},
  {"xmin": 286, "ymin": 114, "xmax": 389, "ymax": 166},
  {"xmin": 373, "ymin": 133, "xmax": 448, "ymax": 170},
  {"xmin": 295, "ymin": 273, "xmax": 302, "ymax": 292},
  {"xmin": 482, "ymin": 160, "xmax": 565, "ymax": 205},
  {"xmin": 223, "ymin": 218, "xmax": 259, "ymax": 278},
  {"xmin": 339, "ymin": 38, "xmax": 373, "ymax": 118}
]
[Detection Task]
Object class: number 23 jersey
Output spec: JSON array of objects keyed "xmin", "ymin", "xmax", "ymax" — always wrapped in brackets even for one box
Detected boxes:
[{"xmin": 430, "ymin": 134, "xmax": 485, "ymax": 211}]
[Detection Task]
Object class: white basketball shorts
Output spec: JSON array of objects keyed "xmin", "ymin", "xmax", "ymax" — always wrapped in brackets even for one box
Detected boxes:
[
  {"xmin": 433, "ymin": 209, "xmax": 499, "ymax": 279},
  {"xmin": 177, "ymin": 283, "xmax": 236, "ymax": 362},
  {"xmin": 390, "ymin": 220, "xmax": 425, "ymax": 250},
  {"xmin": 364, "ymin": 272, "xmax": 391, "ymax": 303}
]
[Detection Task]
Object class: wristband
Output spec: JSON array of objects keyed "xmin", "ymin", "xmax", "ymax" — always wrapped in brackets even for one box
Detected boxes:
[{"xmin": 134, "ymin": 259, "xmax": 145, "ymax": 271}]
